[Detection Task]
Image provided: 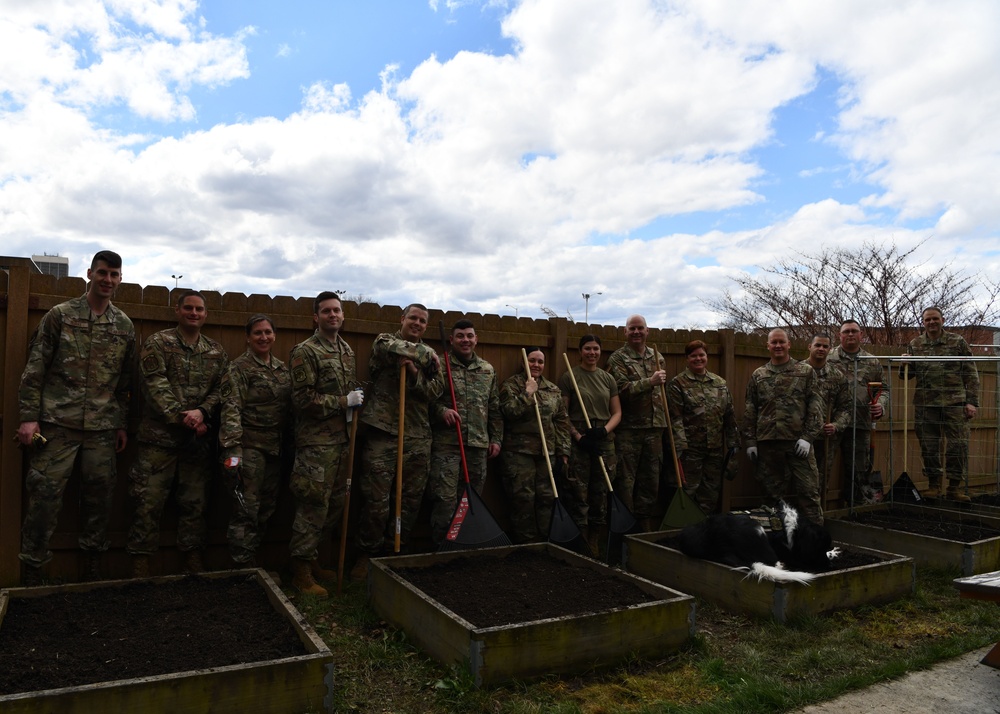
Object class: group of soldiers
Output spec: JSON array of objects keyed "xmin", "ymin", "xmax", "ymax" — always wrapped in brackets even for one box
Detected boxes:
[{"xmin": 15, "ymin": 250, "xmax": 981, "ymax": 595}]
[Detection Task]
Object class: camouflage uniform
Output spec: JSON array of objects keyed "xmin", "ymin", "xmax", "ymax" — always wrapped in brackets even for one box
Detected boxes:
[
  {"xmin": 905, "ymin": 331, "xmax": 979, "ymax": 489},
  {"xmin": 286, "ymin": 331, "xmax": 357, "ymax": 561},
  {"xmin": 827, "ymin": 346, "xmax": 889, "ymax": 496},
  {"xmin": 742, "ymin": 358, "xmax": 824, "ymax": 524},
  {"xmin": 499, "ymin": 373, "xmax": 570, "ymax": 542},
  {"xmin": 18, "ymin": 296, "xmax": 135, "ymax": 567},
  {"xmin": 218, "ymin": 350, "xmax": 292, "ymax": 564},
  {"xmin": 557, "ymin": 366, "xmax": 618, "ymax": 528},
  {"xmin": 809, "ymin": 361, "xmax": 852, "ymax": 498},
  {"xmin": 428, "ymin": 350, "xmax": 503, "ymax": 545},
  {"xmin": 606, "ymin": 346, "xmax": 667, "ymax": 521},
  {"xmin": 667, "ymin": 368, "xmax": 738, "ymax": 514},
  {"xmin": 358, "ymin": 331, "xmax": 443, "ymax": 554},
  {"xmin": 127, "ymin": 328, "xmax": 228, "ymax": 555}
]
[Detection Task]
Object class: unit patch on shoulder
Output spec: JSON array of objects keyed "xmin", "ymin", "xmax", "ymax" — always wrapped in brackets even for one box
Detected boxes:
[
  {"xmin": 221, "ymin": 382, "xmax": 233, "ymax": 398},
  {"xmin": 141, "ymin": 353, "xmax": 160, "ymax": 374},
  {"xmin": 293, "ymin": 366, "xmax": 308, "ymax": 384}
]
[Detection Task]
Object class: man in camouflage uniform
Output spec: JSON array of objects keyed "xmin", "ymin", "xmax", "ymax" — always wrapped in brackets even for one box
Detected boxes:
[
  {"xmin": 352, "ymin": 304, "xmax": 443, "ymax": 578},
  {"xmin": 17, "ymin": 250, "xmax": 135, "ymax": 584},
  {"xmin": 218, "ymin": 314, "xmax": 291, "ymax": 578},
  {"xmin": 127, "ymin": 291, "xmax": 228, "ymax": 576},
  {"xmin": 606, "ymin": 314, "xmax": 668, "ymax": 531},
  {"xmin": 827, "ymin": 320, "xmax": 888, "ymax": 499},
  {"xmin": 666, "ymin": 340, "xmax": 738, "ymax": 514},
  {"xmin": 428, "ymin": 319, "xmax": 502, "ymax": 547},
  {"xmin": 904, "ymin": 307, "xmax": 979, "ymax": 501},
  {"xmin": 806, "ymin": 333, "xmax": 852, "ymax": 501},
  {"xmin": 285, "ymin": 292, "xmax": 362, "ymax": 597},
  {"xmin": 742, "ymin": 328, "xmax": 825, "ymax": 524}
]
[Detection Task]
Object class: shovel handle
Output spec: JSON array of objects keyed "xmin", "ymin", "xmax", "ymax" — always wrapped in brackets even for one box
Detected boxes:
[{"xmin": 395, "ymin": 364, "xmax": 405, "ymax": 553}]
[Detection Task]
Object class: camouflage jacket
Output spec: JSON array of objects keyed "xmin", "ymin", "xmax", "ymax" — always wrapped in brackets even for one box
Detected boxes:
[
  {"xmin": 19, "ymin": 295, "xmax": 135, "ymax": 431},
  {"xmin": 666, "ymin": 368, "xmax": 737, "ymax": 452},
  {"xmin": 741, "ymin": 358, "xmax": 823, "ymax": 445},
  {"xmin": 219, "ymin": 350, "xmax": 292, "ymax": 456},
  {"xmin": 361, "ymin": 331, "xmax": 444, "ymax": 438},
  {"xmin": 289, "ymin": 331, "xmax": 357, "ymax": 447},
  {"xmin": 606, "ymin": 345, "xmax": 668, "ymax": 429},
  {"xmin": 137, "ymin": 328, "xmax": 228, "ymax": 448},
  {"xmin": 432, "ymin": 351, "xmax": 503, "ymax": 450},
  {"xmin": 499, "ymin": 373, "xmax": 570, "ymax": 457},
  {"xmin": 810, "ymin": 362, "xmax": 852, "ymax": 437},
  {"xmin": 827, "ymin": 345, "xmax": 890, "ymax": 428},
  {"xmin": 905, "ymin": 330, "xmax": 980, "ymax": 407}
]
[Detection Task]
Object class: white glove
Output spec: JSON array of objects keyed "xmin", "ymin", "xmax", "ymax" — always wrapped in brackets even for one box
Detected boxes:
[
  {"xmin": 795, "ymin": 439, "xmax": 811, "ymax": 457},
  {"xmin": 746, "ymin": 446, "xmax": 758, "ymax": 461},
  {"xmin": 347, "ymin": 390, "xmax": 364, "ymax": 408}
]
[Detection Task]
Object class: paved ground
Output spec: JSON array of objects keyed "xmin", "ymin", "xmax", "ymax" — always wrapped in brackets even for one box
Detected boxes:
[{"xmin": 794, "ymin": 645, "xmax": 1000, "ymax": 713}]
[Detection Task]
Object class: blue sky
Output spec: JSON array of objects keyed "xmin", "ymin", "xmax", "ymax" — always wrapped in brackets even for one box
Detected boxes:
[{"xmin": 2, "ymin": 0, "xmax": 998, "ymax": 327}]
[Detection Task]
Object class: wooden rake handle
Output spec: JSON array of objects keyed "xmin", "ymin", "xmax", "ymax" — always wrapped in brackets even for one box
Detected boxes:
[
  {"xmin": 395, "ymin": 364, "xmax": 406, "ymax": 553},
  {"xmin": 522, "ymin": 349, "xmax": 560, "ymax": 497}
]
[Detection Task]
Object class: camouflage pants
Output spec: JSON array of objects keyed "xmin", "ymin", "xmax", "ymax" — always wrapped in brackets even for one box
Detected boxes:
[
  {"xmin": 127, "ymin": 441, "xmax": 212, "ymax": 554},
  {"xmin": 19, "ymin": 424, "xmax": 118, "ymax": 567},
  {"xmin": 563, "ymin": 423, "xmax": 616, "ymax": 528},
  {"xmin": 427, "ymin": 444, "xmax": 487, "ymax": 545},
  {"xmin": 915, "ymin": 405, "xmax": 969, "ymax": 487},
  {"xmin": 679, "ymin": 445, "xmax": 724, "ymax": 514},
  {"xmin": 357, "ymin": 429, "xmax": 430, "ymax": 554},
  {"xmin": 755, "ymin": 440, "xmax": 823, "ymax": 525},
  {"xmin": 288, "ymin": 443, "xmax": 348, "ymax": 561},
  {"xmin": 228, "ymin": 447, "xmax": 283, "ymax": 564},
  {"xmin": 613, "ymin": 428, "xmax": 663, "ymax": 520},
  {"xmin": 501, "ymin": 450, "xmax": 555, "ymax": 543}
]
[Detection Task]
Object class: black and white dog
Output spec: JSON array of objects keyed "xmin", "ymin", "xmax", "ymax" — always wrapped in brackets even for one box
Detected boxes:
[{"xmin": 677, "ymin": 502, "xmax": 839, "ymax": 584}]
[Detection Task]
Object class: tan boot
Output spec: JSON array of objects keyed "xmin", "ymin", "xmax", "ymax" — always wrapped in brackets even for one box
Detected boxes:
[
  {"xmin": 291, "ymin": 559, "xmax": 328, "ymax": 598},
  {"xmin": 350, "ymin": 554, "xmax": 370, "ymax": 583},
  {"xmin": 183, "ymin": 550, "xmax": 205, "ymax": 573},
  {"xmin": 946, "ymin": 488, "xmax": 972, "ymax": 503},
  {"xmin": 919, "ymin": 481, "xmax": 941, "ymax": 499},
  {"xmin": 131, "ymin": 555, "xmax": 150, "ymax": 579},
  {"xmin": 311, "ymin": 559, "xmax": 337, "ymax": 584}
]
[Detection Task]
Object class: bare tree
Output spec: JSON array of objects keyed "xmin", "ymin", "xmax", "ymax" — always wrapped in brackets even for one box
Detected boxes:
[{"xmin": 706, "ymin": 240, "xmax": 1000, "ymax": 345}]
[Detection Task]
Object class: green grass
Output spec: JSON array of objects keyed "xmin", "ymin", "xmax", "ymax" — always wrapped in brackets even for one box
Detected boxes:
[{"xmin": 287, "ymin": 567, "xmax": 999, "ymax": 714}]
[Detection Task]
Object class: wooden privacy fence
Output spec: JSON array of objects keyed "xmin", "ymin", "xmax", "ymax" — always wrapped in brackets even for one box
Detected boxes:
[{"xmin": 1, "ymin": 267, "xmax": 998, "ymax": 584}]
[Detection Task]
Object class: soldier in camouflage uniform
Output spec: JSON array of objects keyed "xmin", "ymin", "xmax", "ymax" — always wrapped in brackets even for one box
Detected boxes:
[
  {"xmin": 666, "ymin": 340, "xmax": 738, "ymax": 515},
  {"xmin": 500, "ymin": 348, "xmax": 571, "ymax": 543},
  {"xmin": 17, "ymin": 250, "xmax": 135, "ymax": 584},
  {"xmin": 742, "ymin": 328, "xmax": 825, "ymax": 524},
  {"xmin": 903, "ymin": 307, "xmax": 979, "ymax": 501},
  {"xmin": 286, "ymin": 293, "xmax": 363, "ymax": 597},
  {"xmin": 806, "ymin": 333, "xmax": 852, "ymax": 501},
  {"xmin": 127, "ymin": 291, "xmax": 228, "ymax": 576},
  {"xmin": 218, "ymin": 314, "xmax": 291, "ymax": 576},
  {"xmin": 428, "ymin": 319, "xmax": 502, "ymax": 547},
  {"xmin": 558, "ymin": 334, "xmax": 620, "ymax": 550},
  {"xmin": 826, "ymin": 321, "xmax": 888, "ymax": 500},
  {"xmin": 352, "ymin": 304, "xmax": 443, "ymax": 577},
  {"xmin": 606, "ymin": 315, "xmax": 668, "ymax": 531}
]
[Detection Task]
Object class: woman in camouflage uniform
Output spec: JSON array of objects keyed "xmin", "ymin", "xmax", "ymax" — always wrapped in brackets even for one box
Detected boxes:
[
  {"xmin": 499, "ymin": 348, "xmax": 571, "ymax": 543},
  {"xmin": 218, "ymin": 314, "xmax": 292, "ymax": 568},
  {"xmin": 667, "ymin": 340, "xmax": 738, "ymax": 514}
]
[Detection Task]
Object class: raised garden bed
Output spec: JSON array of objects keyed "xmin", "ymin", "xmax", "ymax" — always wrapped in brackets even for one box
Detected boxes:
[
  {"xmin": 623, "ymin": 531, "xmax": 913, "ymax": 623},
  {"xmin": 825, "ymin": 503, "xmax": 1000, "ymax": 576},
  {"xmin": 0, "ymin": 570, "xmax": 334, "ymax": 714},
  {"xmin": 368, "ymin": 543, "xmax": 694, "ymax": 686}
]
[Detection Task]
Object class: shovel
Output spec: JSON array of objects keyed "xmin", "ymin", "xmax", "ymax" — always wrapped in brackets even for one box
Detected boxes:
[
  {"xmin": 394, "ymin": 364, "xmax": 406, "ymax": 553},
  {"xmin": 438, "ymin": 322, "xmax": 511, "ymax": 551},
  {"xmin": 336, "ymin": 397, "xmax": 361, "ymax": 595},
  {"xmin": 562, "ymin": 353, "xmax": 637, "ymax": 564},
  {"xmin": 654, "ymin": 345, "xmax": 706, "ymax": 530},
  {"xmin": 521, "ymin": 349, "xmax": 589, "ymax": 555}
]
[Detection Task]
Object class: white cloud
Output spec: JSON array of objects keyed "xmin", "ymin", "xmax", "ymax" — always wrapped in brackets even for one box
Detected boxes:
[{"xmin": 1, "ymin": 0, "xmax": 997, "ymax": 328}]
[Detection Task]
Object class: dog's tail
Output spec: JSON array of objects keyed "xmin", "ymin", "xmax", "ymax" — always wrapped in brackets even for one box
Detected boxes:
[{"xmin": 746, "ymin": 562, "xmax": 816, "ymax": 585}]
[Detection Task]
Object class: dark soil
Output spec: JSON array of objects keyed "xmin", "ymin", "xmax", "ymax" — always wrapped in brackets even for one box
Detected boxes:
[
  {"xmin": 848, "ymin": 508, "xmax": 1000, "ymax": 542},
  {"xmin": 393, "ymin": 550, "xmax": 657, "ymax": 628},
  {"xmin": 0, "ymin": 573, "xmax": 308, "ymax": 696},
  {"xmin": 653, "ymin": 535, "xmax": 885, "ymax": 570}
]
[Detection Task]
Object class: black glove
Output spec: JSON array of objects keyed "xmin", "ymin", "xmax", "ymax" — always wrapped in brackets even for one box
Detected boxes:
[
  {"xmin": 577, "ymin": 433, "xmax": 601, "ymax": 455},
  {"xmin": 552, "ymin": 456, "xmax": 565, "ymax": 480},
  {"xmin": 586, "ymin": 426, "xmax": 607, "ymax": 442}
]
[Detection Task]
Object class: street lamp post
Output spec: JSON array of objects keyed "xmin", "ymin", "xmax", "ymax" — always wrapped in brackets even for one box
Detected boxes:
[
  {"xmin": 171, "ymin": 274, "xmax": 183, "ymax": 288},
  {"xmin": 582, "ymin": 292, "xmax": 602, "ymax": 324},
  {"xmin": 506, "ymin": 304, "xmax": 519, "ymax": 318}
]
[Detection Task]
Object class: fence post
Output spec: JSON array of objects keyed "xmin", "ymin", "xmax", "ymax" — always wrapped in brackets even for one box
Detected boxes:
[{"xmin": 1, "ymin": 266, "xmax": 31, "ymax": 586}]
